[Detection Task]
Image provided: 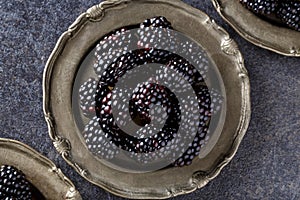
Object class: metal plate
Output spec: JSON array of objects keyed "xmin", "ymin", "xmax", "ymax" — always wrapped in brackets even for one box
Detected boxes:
[
  {"xmin": 0, "ymin": 138, "xmax": 82, "ymax": 200},
  {"xmin": 212, "ymin": 0, "xmax": 300, "ymax": 57},
  {"xmin": 43, "ymin": 0, "xmax": 250, "ymax": 199}
]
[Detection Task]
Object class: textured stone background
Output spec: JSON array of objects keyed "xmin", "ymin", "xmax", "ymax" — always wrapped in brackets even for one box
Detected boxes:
[{"xmin": 0, "ymin": 0, "xmax": 299, "ymax": 199}]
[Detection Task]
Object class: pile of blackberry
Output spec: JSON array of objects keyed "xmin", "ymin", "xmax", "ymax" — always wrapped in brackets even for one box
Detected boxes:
[
  {"xmin": 0, "ymin": 165, "xmax": 32, "ymax": 200},
  {"xmin": 240, "ymin": 0, "xmax": 300, "ymax": 31},
  {"xmin": 79, "ymin": 16, "xmax": 223, "ymax": 167}
]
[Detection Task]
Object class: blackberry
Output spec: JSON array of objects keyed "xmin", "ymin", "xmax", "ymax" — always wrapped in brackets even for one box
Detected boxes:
[
  {"xmin": 129, "ymin": 82, "xmax": 179, "ymax": 127},
  {"xmin": 240, "ymin": 0, "xmax": 278, "ymax": 15},
  {"xmin": 138, "ymin": 17, "xmax": 178, "ymax": 50},
  {"xmin": 177, "ymin": 40, "xmax": 209, "ymax": 79},
  {"xmin": 140, "ymin": 16, "xmax": 172, "ymax": 29},
  {"xmin": 83, "ymin": 116, "xmax": 120, "ymax": 159},
  {"xmin": 152, "ymin": 66, "xmax": 191, "ymax": 94},
  {"xmin": 173, "ymin": 126, "xmax": 209, "ymax": 167},
  {"xmin": 137, "ymin": 28, "xmax": 179, "ymax": 51},
  {"xmin": 98, "ymin": 51, "xmax": 138, "ymax": 86},
  {"xmin": 0, "ymin": 165, "xmax": 32, "ymax": 200},
  {"xmin": 94, "ymin": 27, "xmax": 135, "ymax": 76},
  {"xmin": 137, "ymin": 27, "xmax": 178, "ymax": 50},
  {"xmin": 166, "ymin": 55, "xmax": 206, "ymax": 86},
  {"xmin": 79, "ymin": 78, "xmax": 98, "ymax": 117},
  {"xmin": 277, "ymin": 1, "xmax": 300, "ymax": 31}
]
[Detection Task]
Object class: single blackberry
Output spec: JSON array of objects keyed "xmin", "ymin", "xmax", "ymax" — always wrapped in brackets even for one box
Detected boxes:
[
  {"xmin": 140, "ymin": 16, "xmax": 172, "ymax": 29},
  {"xmin": 138, "ymin": 17, "xmax": 178, "ymax": 51},
  {"xmin": 128, "ymin": 127, "xmax": 173, "ymax": 164},
  {"xmin": 173, "ymin": 125, "xmax": 210, "ymax": 167},
  {"xmin": 83, "ymin": 116, "xmax": 120, "ymax": 159},
  {"xmin": 240, "ymin": 0, "xmax": 278, "ymax": 15},
  {"xmin": 137, "ymin": 27, "xmax": 178, "ymax": 50},
  {"xmin": 94, "ymin": 27, "xmax": 135, "ymax": 76},
  {"xmin": 277, "ymin": 1, "xmax": 300, "ymax": 31},
  {"xmin": 79, "ymin": 78, "xmax": 98, "ymax": 117},
  {"xmin": 152, "ymin": 66, "xmax": 191, "ymax": 94},
  {"xmin": 177, "ymin": 40, "xmax": 209, "ymax": 79},
  {"xmin": 0, "ymin": 165, "xmax": 32, "ymax": 200},
  {"xmin": 129, "ymin": 82, "xmax": 178, "ymax": 127},
  {"xmin": 196, "ymin": 87, "xmax": 212, "ymax": 128},
  {"xmin": 98, "ymin": 51, "xmax": 140, "ymax": 86},
  {"xmin": 166, "ymin": 56, "xmax": 206, "ymax": 86},
  {"xmin": 110, "ymin": 88, "xmax": 133, "ymax": 128},
  {"xmin": 137, "ymin": 17, "xmax": 178, "ymax": 52}
]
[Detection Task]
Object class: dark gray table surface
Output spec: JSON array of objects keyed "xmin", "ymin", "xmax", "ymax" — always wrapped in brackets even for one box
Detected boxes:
[{"xmin": 0, "ymin": 0, "xmax": 299, "ymax": 199}]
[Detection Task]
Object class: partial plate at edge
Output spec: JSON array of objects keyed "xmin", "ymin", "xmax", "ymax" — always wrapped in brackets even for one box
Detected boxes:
[
  {"xmin": 0, "ymin": 138, "xmax": 82, "ymax": 200},
  {"xmin": 212, "ymin": 0, "xmax": 300, "ymax": 56}
]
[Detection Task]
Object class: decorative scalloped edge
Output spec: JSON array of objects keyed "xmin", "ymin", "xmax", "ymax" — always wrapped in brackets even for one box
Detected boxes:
[
  {"xmin": 43, "ymin": 0, "xmax": 251, "ymax": 199},
  {"xmin": 190, "ymin": 18, "xmax": 250, "ymax": 190},
  {"xmin": 44, "ymin": 113, "xmax": 88, "ymax": 178},
  {"xmin": 212, "ymin": 0, "xmax": 300, "ymax": 57},
  {"xmin": 87, "ymin": 0, "xmax": 131, "ymax": 21},
  {"xmin": 0, "ymin": 139, "xmax": 82, "ymax": 200}
]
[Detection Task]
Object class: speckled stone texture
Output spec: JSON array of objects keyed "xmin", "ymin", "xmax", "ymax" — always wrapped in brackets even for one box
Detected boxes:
[{"xmin": 0, "ymin": 0, "xmax": 299, "ymax": 199}]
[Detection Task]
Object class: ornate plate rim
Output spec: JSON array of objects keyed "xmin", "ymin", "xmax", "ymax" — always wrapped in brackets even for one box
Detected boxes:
[
  {"xmin": 0, "ymin": 138, "xmax": 82, "ymax": 200},
  {"xmin": 43, "ymin": 0, "xmax": 251, "ymax": 199},
  {"xmin": 212, "ymin": 0, "xmax": 300, "ymax": 57}
]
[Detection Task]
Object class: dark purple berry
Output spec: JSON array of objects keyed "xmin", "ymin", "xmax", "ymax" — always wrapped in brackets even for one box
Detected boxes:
[
  {"xmin": 0, "ymin": 165, "xmax": 32, "ymax": 200},
  {"xmin": 140, "ymin": 16, "xmax": 172, "ymax": 29},
  {"xmin": 277, "ymin": 1, "xmax": 300, "ymax": 31},
  {"xmin": 137, "ymin": 27, "xmax": 178, "ymax": 50},
  {"xmin": 240, "ymin": 0, "xmax": 278, "ymax": 15},
  {"xmin": 83, "ymin": 116, "xmax": 120, "ymax": 159},
  {"xmin": 94, "ymin": 27, "xmax": 134, "ymax": 76},
  {"xmin": 166, "ymin": 55, "xmax": 206, "ymax": 86},
  {"xmin": 177, "ymin": 40, "xmax": 210, "ymax": 79},
  {"xmin": 138, "ymin": 17, "xmax": 177, "ymax": 50},
  {"xmin": 129, "ymin": 82, "xmax": 179, "ymax": 127}
]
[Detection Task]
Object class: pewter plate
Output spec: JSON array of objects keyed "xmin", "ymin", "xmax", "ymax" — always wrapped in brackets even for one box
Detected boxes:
[
  {"xmin": 43, "ymin": 0, "xmax": 250, "ymax": 199},
  {"xmin": 212, "ymin": 0, "xmax": 300, "ymax": 57},
  {"xmin": 0, "ymin": 138, "xmax": 81, "ymax": 200}
]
